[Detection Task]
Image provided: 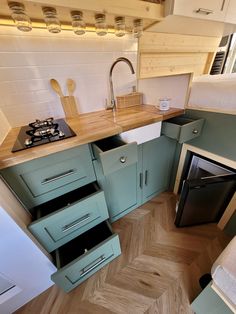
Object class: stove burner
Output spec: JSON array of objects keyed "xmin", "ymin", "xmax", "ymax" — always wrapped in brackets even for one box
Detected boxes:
[
  {"xmin": 12, "ymin": 118, "xmax": 76, "ymax": 152},
  {"xmin": 29, "ymin": 117, "xmax": 54, "ymax": 129}
]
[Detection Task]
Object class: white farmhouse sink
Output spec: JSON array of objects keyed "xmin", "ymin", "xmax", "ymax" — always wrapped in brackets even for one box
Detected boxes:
[{"xmin": 119, "ymin": 121, "xmax": 162, "ymax": 145}]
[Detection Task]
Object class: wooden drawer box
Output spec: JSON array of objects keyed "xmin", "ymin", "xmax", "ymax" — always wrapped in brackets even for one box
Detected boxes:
[
  {"xmin": 51, "ymin": 221, "xmax": 121, "ymax": 292},
  {"xmin": 161, "ymin": 116, "xmax": 204, "ymax": 143},
  {"xmin": 0, "ymin": 145, "xmax": 96, "ymax": 208},
  {"xmin": 92, "ymin": 136, "xmax": 138, "ymax": 175},
  {"xmin": 29, "ymin": 182, "xmax": 109, "ymax": 253}
]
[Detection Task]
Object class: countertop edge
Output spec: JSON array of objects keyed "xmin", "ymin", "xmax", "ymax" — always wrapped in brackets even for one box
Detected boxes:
[{"xmin": 0, "ymin": 106, "xmax": 184, "ymax": 169}]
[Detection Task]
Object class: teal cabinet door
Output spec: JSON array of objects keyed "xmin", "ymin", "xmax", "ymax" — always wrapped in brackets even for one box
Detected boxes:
[
  {"xmin": 93, "ymin": 159, "xmax": 139, "ymax": 222},
  {"xmin": 191, "ymin": 283, "xmax": 233, "ymax": 314},
  {"xmin": 141, "ymin": 136, "xmax": 177, "ymax": 203}
]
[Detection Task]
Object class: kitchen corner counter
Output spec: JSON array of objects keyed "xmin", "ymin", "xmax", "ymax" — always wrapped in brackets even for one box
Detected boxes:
[{"xmin": 0, "ymin": 105, "xmax": 184, "ymax": 169}]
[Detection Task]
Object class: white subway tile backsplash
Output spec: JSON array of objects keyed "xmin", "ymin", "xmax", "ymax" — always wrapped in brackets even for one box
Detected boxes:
[
  {"xmin": 0, "ymin": 28, "xmax": 137, "ymax": 127},
  {"xmin": 0, "ymin": 109, "xmax": 10, "ymax": 145}
]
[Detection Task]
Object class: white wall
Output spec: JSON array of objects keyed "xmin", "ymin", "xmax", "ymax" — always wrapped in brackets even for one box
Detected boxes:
[
  {"xmin": 0, "ymin": 179, "xmax": 56, "ymax": 314},
  {"xmin": 0, "ymin": 26, "xmax": 137, "ymax": 127},
  {"xmin": 0, "ymin": 109, "xmax": 10, "ymax": 145},
  {"xmin": 138, "ymin": 74, "xmax": 191, "ymax": 109}
]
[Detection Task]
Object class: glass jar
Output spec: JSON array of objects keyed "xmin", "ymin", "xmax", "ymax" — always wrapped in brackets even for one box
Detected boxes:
[
  {"xmin": 71, "ymin": 11, "xmax": 86, "ymax": 35},
  {"xmin": 8, "ymin": 1, "xmax": 32, "ymax": 32},
  {"xmin": 42, "ymin": 7, "xmax": 61, "ymax": 34},
  {"xmin": 95, "ymin": 13, "xmax": 107, "ymax": 36},
  {"xmin": 114, "ymin": 16, "xmax": 126, "ymax": 37},
  {"xmin": 133, "ymin": 19, "xmax": 143, "ymax": 38}
]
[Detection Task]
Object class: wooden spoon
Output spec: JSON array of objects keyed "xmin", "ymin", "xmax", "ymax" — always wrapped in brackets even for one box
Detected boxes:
[
  {"xmin": 67, "ymin": 79, "xmax": 76, "ymax": 96},
  {"xmin": 50, "ymin": 79, "xmax": 64, "ymax": 97}
]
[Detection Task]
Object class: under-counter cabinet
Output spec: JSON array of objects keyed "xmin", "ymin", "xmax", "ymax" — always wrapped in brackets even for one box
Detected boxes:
[
  {"xmin": 29, "ymin": 181, "xmax": 121, "ymax": 292},
  {"xmin": 29, "ymin": 183, "xmax": 109, "ymax": 252},
  {"xmin": 92, "ymin": 137, "xmax": 139, "ymax": 222},
  {"xmin": 92, "ymin": 135, "xmax": 177, "ymax": 222},
  {"xmin": 0, "ymin": 144, "xmax": 96, "ymax": 209},
  {"xmin": 140, "ymin": 136, "xmax": 177, "ymax": 203},
  {"xmin": 0, "ymin": 145, "xmax": 121, "ymax": 292},
  {"xmin": 51, "ymin": 221, "xmax": 121, "ymax": 292}
]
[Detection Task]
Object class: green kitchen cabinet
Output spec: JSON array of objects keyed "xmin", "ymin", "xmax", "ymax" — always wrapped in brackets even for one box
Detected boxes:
[
  {"xmin": 92, "ymin": 137, "xmax": 139, "ymax": 222},
  {"xmin": 92, "ymin": 135, "xmax": 177, "ymax": 222},
  {"xmin": 191, "ymin": 282, "xmax": 233, "ymax": 314},
  {"xmin": 0, "ymin": 144, "xmax": 96, "ymax": 210},
  {"xmin": 140, "ymin": 136, "xmax": 177, "ymax": 203}
]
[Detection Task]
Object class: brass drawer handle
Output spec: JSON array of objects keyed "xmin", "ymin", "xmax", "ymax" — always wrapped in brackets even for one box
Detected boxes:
[
  {"xmin": 196, "ymin": 8, "xmax": 213, "ymax": 15},
  {"xmin": 80, "ymin": 254, "xmax": 113, "ymax": 278},
  {"xmin": 120, "ymin": 156, "xmax": 127, "ymax": 163},
  {"xmin": 62, "ymin": 214, "xmax": 90, "ymax": 232},
  {"xmin": 41, "ymin": 169, "xmax": 75, "ymax": 185},
  {"xmin": 192, "ymin": 129, "xmax": 199, "ymax": 134}
]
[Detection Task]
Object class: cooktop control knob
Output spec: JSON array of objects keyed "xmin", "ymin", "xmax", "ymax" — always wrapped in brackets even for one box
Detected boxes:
[
  {"xmin": 59, "ymin": 130, "xmax": 65, "ymax": 138},
  {"xmin": 25, "ymin": 138, "xmax": 33, "ymax": 146}
]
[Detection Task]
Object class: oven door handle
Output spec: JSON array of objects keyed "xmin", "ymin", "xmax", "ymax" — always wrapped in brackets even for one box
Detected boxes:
[{"xmin": 41, "ymin": 169, "xmax": 76, "ymax": 185}]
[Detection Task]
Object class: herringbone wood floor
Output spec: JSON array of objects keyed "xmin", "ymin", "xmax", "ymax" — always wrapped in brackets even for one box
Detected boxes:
[{"xmin": 15, "ymin": 192, "xmax": 231, "ymax": 314}]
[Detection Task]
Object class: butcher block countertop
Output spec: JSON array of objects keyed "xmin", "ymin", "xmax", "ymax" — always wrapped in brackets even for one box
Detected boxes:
[{"xmin": 0, "ymin": 105, "xmax": 184, "ymax": 169}]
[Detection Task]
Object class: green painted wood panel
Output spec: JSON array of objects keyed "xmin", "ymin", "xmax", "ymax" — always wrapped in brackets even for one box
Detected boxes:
[
  {"xmin": 161, "ymin": 116, "xmax": 204, "ymax": 143},
  {"xmin": 186, "ymin": 110, "xmax": 236, "ymax": 161},
  {"xmin": 92, "ymin": 139, "xmax": 138, "ymax": 176},
  {"xmin": 93, "ymin": 159, "xmax": 139, "ymax": 222},
  {"xmin": 191, "ymin": 283, "xmax": 233, "ymax": 314},
  {"xmin": 51, "ymin": 232, "xmax": 121, "ymax": 292},
  {"xmin": 142, "ymin": 136, "xmax": 177, "ymax": 203},
  {"xmin": 29, "ymin": 190, "xmax": 109, "ymax": 252},
  {"xmin": 0, "ymin": 144, "xmax": 96, "ymax": 209}
]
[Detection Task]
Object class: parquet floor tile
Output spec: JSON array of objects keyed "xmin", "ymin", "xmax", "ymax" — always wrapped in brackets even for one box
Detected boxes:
[{"xmin": 15, "ymin": 192, "xmax": 231, "ymax": 314}]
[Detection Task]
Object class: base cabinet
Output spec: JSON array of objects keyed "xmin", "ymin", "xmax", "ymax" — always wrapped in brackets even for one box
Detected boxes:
[
  {"xmin": 51, "ymin": 221, "xmax": 121, "ymax": 293},
  {"xmin": 191, "ymin": 282, "xmax": 233, "ymax": 314},
  {"xmin": 93, "ymin": 135, "xmax": 177, "ymax": 222},
  {"xmin": 140, "ymin": 136, "xmax": 177, "ymax": 203}
]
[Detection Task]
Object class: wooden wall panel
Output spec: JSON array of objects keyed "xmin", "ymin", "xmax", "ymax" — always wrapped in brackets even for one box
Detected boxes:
[
  {"xmin": 139, "ymin": 52, "xmax": 208, "ymax": 78},
  {"xmin": 138, "ymin": 32, "xmax": 221, "ymax": 78}
]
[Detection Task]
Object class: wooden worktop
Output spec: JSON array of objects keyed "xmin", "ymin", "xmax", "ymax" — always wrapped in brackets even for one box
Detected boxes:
[{"xmin": 0, "ymin": 105, "xmax": 184, "ymax": 169}]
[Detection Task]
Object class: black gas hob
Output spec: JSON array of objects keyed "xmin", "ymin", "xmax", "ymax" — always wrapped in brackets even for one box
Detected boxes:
[{"xmin": 12, "ymin": 118, "xmax": 76, "ymax": 153}]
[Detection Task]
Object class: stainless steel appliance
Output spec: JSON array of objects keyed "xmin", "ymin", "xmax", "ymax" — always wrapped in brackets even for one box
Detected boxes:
[
  {"xmin": 175, "ymin": 155, "xmax": 236, "ymax": 227},
  {"xmin": 12, "ymin": 117, "xmax": 76, "ymax": 152}
]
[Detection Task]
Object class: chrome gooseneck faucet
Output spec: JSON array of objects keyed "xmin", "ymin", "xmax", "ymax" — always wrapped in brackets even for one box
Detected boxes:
[{"xmin": 109, "ymin": 57, "xmax": 135, "ymax": 110}]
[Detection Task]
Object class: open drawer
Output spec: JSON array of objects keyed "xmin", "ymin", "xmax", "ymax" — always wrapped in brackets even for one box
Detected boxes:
[
  {"xmin": 29, "ymin": 182, "xmax": 109, "ymax": 253},
  {"xmin": 51, "ymin": 221, "xmax": 121, "ymax": 292},
  {"xmin": 92, "ymin": 136, "xmax": 138, "ymax": 175},
  {"xmin": 161, "ymin": 116, "xmax": 204, "ymax": 143}
]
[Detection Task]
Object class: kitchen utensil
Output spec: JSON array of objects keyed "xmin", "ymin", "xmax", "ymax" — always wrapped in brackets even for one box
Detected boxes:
[
  {"xmin": 66, "ymin": 78, "xmax": 76, "ymax": 96},
  {"xmin": 50, "ymin": 79, "xmax": 64, "ymax": 97},
  {"xmin": 60, "ymin": 96, "xmax": 78, "ymax": 118}
]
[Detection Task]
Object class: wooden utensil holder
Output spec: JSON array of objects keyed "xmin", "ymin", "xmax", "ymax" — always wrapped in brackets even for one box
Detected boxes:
[
  {"xmin": 116, "ymin": 92, "xmax": 143, "ymax": 109},
  {"xmin": 60, "ymin": 96, "xmax": 78, "ymax": 118}
]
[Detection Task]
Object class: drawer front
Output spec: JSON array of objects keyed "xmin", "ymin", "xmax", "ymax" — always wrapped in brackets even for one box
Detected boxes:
[
  {"xmin": 29, "ymin": 191, "xmax": 109, "ymax": 252},
  {"xmin": 162, "ymin": 118, "xmax": 204, "ymax": 143},
  {"xmin": 179, "ymin": 118, "xmax": 204, "ymax": 143},
  {"xmin": 1, "ymin": 145, "xmax": 96, "ymax": 207},
  {"xmin": 93, "ymin": 142, "xmax": 138, "ymax": 175},
  {"xmin": 51, "ymin": 233, "xmax": 121, "ymax": 292},
  {"xmin": 21, "ymin": 146, "xmax": 94, "ymax": 197}
]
